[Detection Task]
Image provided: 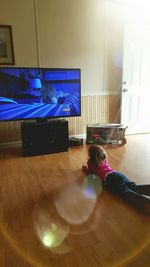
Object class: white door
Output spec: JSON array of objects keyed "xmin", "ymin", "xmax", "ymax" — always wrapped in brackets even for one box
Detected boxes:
[{"xmin": 121, "ymin": 23, "xmax": 150, "ymax": 134}]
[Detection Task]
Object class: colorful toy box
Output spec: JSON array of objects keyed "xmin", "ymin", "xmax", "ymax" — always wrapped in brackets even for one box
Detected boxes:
[{"xmin": 86, "ymin": 123, "xmax": 127, "ymax": 145}]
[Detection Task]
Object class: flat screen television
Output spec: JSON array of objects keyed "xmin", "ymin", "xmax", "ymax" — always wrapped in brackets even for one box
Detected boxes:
[{"xmin": 0, "ymin": 67, "xmax": 81, "ymax": 121}]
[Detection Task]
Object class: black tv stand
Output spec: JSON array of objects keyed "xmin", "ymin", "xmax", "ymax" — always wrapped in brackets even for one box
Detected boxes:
[
  {"xmin": 21, "ymin": 119, "xmax": 69, "ymax": 156},
  {"xmin": 36, "ymin": 118, "xmax": 48, "ymax": 123},
  {"xmin": 36, "ymin": 118, "xmax": 61, "ymax": 123}
]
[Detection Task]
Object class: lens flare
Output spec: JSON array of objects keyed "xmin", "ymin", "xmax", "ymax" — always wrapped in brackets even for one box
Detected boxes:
[
  {"xmin": 82, "ymin": 174, "xmax": 103, "ymax": 198},
  {"xmin": 43, "ymin": 233, "xmax": 54, "ymax": 247},
  {"xmin": 33, "ymin": 207, "xmax": 70, "ymax": 249},
  {"xmin": 54, "ymin": 182, "xmax": 97, "ymax": 225}
]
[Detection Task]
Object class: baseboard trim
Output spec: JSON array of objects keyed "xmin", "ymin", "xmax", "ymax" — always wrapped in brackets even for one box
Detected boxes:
[{"xmin": 0, "ymin": 141, "xmax": 22, "ymax": 148}]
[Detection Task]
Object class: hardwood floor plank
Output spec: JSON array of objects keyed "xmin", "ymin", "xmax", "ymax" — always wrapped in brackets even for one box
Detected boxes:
[{"xmin": 0, "ymin": 134, "xmax": 150, "ymax": 267}]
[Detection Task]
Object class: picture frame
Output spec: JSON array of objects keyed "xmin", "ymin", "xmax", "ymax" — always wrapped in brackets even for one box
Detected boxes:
[{"xmin": 0, "ymin": 25, "xmax": 15, "ymax": 65}]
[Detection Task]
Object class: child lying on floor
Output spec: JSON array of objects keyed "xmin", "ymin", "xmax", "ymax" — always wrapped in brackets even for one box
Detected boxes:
[{"xmin": 82, "ymin": 145, "xmax": 150, "ymax": 215}]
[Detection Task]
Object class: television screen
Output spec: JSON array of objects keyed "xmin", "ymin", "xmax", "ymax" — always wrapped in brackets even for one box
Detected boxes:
[{"xmin": 0, "ymin": 67, "xmax": 81, "ymax": 121}]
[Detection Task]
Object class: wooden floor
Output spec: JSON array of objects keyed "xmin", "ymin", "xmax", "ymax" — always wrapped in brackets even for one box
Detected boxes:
[{"xmin": 0, "ymin": 134, "xmax": 150, "ymax": 267}]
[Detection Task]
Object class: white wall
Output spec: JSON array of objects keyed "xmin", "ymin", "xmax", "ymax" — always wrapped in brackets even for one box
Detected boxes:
[
  {"xmin": 0, "ymin": 0, "xmax": 123, "ymax": 95},
  {"xmin": 0, "ymin": 0, "xmax": 38, "ymax": 66}
]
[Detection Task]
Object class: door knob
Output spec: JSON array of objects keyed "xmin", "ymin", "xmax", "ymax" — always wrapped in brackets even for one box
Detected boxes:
[{"xmin": 122, "ymin": 89, "xmax": 128, "ymax": 92}]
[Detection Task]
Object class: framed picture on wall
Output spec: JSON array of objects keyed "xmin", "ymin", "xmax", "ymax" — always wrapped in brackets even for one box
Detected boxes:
[{"xmin": 0, "ymin": 25, "xmax": 15, "ymax": 65}]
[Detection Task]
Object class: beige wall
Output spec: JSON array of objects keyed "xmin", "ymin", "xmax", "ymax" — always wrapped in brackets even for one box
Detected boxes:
[
  {"xmin": 0, "ymin": 0, "xmax": 123, "ymax": 143},
  {"xmin": 36, "ymin": 0, "xmax": 105, "ymax": 94},
  {"xmin": 0, "ymin": 0, "xmax": 38, "ymax": 66}
]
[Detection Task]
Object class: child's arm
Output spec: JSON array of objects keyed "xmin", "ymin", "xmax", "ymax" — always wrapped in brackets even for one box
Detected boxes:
[
  {"xmin": 82, "ymin": 165, "xmax": 89, "ymax": 174},
  {"xmin": 82, "ymin": 160, "xmax": 91, "ymax": 175}
]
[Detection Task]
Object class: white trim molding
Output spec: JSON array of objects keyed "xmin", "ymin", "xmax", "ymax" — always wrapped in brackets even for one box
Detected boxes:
[{"xmin": 81, "ymin": 91, "xmax": 121, "ymax": 96}]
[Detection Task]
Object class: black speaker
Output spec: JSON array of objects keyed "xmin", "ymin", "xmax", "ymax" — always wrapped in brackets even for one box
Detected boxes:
[{"xmin": 21, "ymin": 120, "xmax": 69, "ymax": 156}]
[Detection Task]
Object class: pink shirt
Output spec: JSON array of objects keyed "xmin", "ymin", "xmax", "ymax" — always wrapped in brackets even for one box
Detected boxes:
[{"xmin": 86, "ymin": 159, "xmax": 114, "ymax": 181}]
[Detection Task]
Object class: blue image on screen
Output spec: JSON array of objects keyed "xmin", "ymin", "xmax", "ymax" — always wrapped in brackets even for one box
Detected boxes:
[{"xmin": 0, "ymin": 68, "xmax": 81, "ymax": 121}]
